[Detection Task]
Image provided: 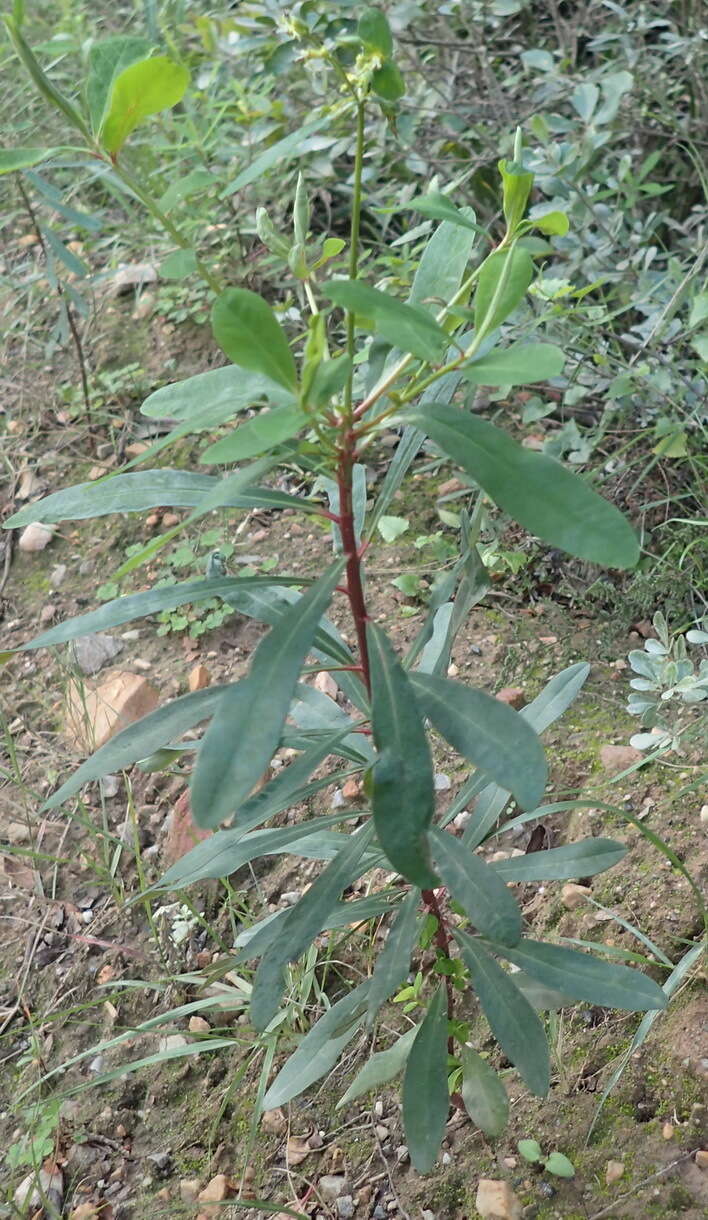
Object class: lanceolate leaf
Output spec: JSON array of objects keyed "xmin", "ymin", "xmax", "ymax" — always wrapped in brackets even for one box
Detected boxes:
[
  {"xmin": 460, "ymin": 1046, "xmax": 509, "ymax": 1137},
  {"xmin": 456, "ymin": 930, "xmax": 549, "ymax": 1097},
  {"xmin": 406, "ymin": 192, "xmax": 484, "ymax": 235},
  {"xmin": 9, "ymin": 576, "xmax": 306, "ymax": 653},
  {"xmin": 100, "ymin": 56, "xmax": 190, "ymax": 153},
  {"xmin": 489, "ymin": 939, "xmax": 667, "ymax": 1012},
  {"xmin": 337, "ymin": 1025, "xmax": 418, "ymax": 1108},
  {"xmin": 200, "ymin": 403, "xmax": 306, "ymax": 464},
  {"xmin": 474, "ymin": 245, "xmax": 534, "ymax": 335},
  {"xmin": 211, "ymin": 288, "xmax": 297, "ymax": 392},
  {"xmin": 407, "ymin": 403, "xmax": 639, "ymax": 568},
  {"xmin": 366, "ymin": 889, "xmax": 421, "ymax": 1022},
  {"xmin": 43, "ymin": 686, "xmax": 231, "ymax": 809},
  {"xmin": 358, "ymin": 7, "xmax": 394, "ymax": 57},
  {"xmin": 263, "ymin": 981, "xmax": 372, "ymax": 1108},
  {"xmin": 324, "ymin": 281, "xmax": 448, "ymax": 363},
  {"xmin": 402, "ymin": 985, "xmax": 449, "ymax": 1173},
  {"xmin": 251, "ymin": 825, "xmax": 374, "ymax": 1031},
  {"xmin": 191, "ymin": 560, "xmax": 345, "ymax": 828},
  {"xmin": 0, "ymin": 147, "xmax": 76, "ymax": 174},
  {"xmin": 221, "ymin": 114, "xmax": 331, "ymax": 198},
  {"xmin": 368, "ymin": 625, "xmax": 437, "ymax": 888},
  {"xmin": 462, "ymin": 342, "xmax": 565, "ymax": 387},
  {"xmin": 489, "ymin": 838, "xmax": 627, "ymax": 883},
  {"xmin": 412, "ymin": 673, "xmax": 547, "ymax": 810},
  {"xmin": 141, "ymin": 366, "xmax": 294, "ymax": 421},
  {"xmin": 430, "ymin": 827, "xmax": 522, "ymax": 947}
]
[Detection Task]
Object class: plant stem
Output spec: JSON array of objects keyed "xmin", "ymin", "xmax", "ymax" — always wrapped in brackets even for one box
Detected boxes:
[
  {"xmin": 343, "ymin": 101, "xmax": 366, "ymax": 416},
  {"xmin": 422, "ymin": 887, "xmax": 455, "ymax": 1049}
]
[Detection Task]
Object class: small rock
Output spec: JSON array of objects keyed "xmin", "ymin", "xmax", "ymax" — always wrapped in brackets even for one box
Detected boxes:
[
  {"xmin": 6, "ymin": 821, "xmax": 30, "ymax": 844},
  {"xmin": 88, "ymin": 1055, "xmax": 104, "ymax": 1073},
  {"xmin": 395, "ymin": 1144, "xmax": 409, "ymax": 1164},
  {"xmin": 375, "ymin": 1125, "xmax": 389, "ymax": 1141},
  {"xmin": 502, "ymin": 1157, "xmax": 517, "ymax": 1169},
  {"xmin": 65, "ymin": 670, "xmax": 159, "ymax": 751},
  {"xmin": 180, "ymin": 1179, "xmax": 201, "ymax": 1203},
  {"xmin": 50, "ymin": 563, "xmax": 68, "ymax": 588},
  {"xmin": 496, "ymin": 687, "xmax": 525, "ymax": 710},
  {"xmin": 434, "ymin": 773, "xmax": 451, "ymax": 791},
  {"xmin": 662, "ymin": 1122, "xmax": 674, "ymax": 1139},
  {"xmin": 71, "ymin": 633, "xmax": 123, "ymax": 676},
  {"xmin": 697, "ymin": 1060, "xmax": 708, "ymax": 1079},
  {"xmin": 599, "ymin": 745, "xmax": 642, "ymax": 776},
  {"xmin": 148, "ymin": 1151, "xmax": 172, "ymax": 1174},
  {"xmin": 189, "ymin": 665, "xmax": 211, "ymax": 692},
  {"xmin": 198, "ymin": 1173, "xmax": 233, "ymax": 1211},
  {"xmin": 162, "ymin": 512, "xmax": 181, "ymax": 527},
  {"xmin": 262, "ymin": 1108, "xmax": 287, "ymax": 1135},
  {"xmin": 695, "ymin": 1150, "xmax": 708, "ymax": 1170},
  {"xmin": 281, "ymin": 890, "xmax": 301, "ymax": 906},
  {"xmin": 146, "ymin": 512, "xmax": 161, "ymax": 528},
  {"xmin": 189, "ymin": 1016, "xmax": 211, "ymax": 1034},
  {"xmin": 39, "ymin": 602, "xmax": 57, "ymax": 624},
  {"xmin": 159, "ymin": 1034, "xmax": 188, "ymax": 1052},
  {"xmin": 331, "ymin": 789, "xmax": 345, "ymax": 809},
  {"xmin": 19, "ymin": 522, "xmax": 55, "ymax": 552},
  {"xmin": 17, "ymin": 469, "xmax": 42, "ymax": 500},
  {"xmin": 438, "ymin": 477, "xmax": 465, "ymax": 496},
  {"xmin": 605, "ymin": 1160, "xmax": 625, "ymax": 1184},
  {"xmin": 700, "ymin": 805, "xmax": 708, "ymax": 825},
  {"xmin": 15, "ymin": 1165, "xmax": 63, "ymax": 1210},
  {"xmin": 475, "ymin": 1178, "xmax": 522, "ymax": 1220},
  {"xmin": 133, "ymin": 292, "xmax": 155, "ymax": 321},
  {"xmin": 453, "ymin": 810, "xmax": 471, "ymax": 831},
  {"xmin": 314, "ymin": 670, "xmax": 338, "ymax": 699},
  {"xmin": 109, "ymin": 262, "xmax": 158, "ymax": 295},
  {"xmin": 319, "ymin": 1175, "xmax": 348, "ymax": 1203},
  {"xmin": 336, "ymin": 1197, "xmax": 354, "ymax": 1219},
  {"xmin": 561, "ymin": 883, "xmax": 592, "ymax": 910},
  {"xmin": 88, "ymin": 462, "xmax": 116, "ymax": 480},
  {"xmin": 133, "ymin": 657, "xmax": 152, "ymax": 671},
  {"xmin": 100, "ymin": 774, "xmax": 120, "ymax": 799},
  {"xmin": 342, "ymin": 778, "xmax": 361, "ymax": 800},
  {"xmin": 125, "ymin": 441, "xmax": 149, "ymax": 457}
]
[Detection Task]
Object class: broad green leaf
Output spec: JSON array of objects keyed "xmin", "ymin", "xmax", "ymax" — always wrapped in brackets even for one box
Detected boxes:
[
  {"xmin": 200, "ymin": 403, "xmax": 306, "ymax": 464},
  {"xmin": 407, "ymin": 403, "xmax": 639, "ymax": 568},
  {"xmin": 212, "ymin": 288, "xmax": 297, "ymax": 392},
  {"xmin": 323, "ymin": 281, "xmax": 448, "ymax": 363},
  {"xmin": 252, "ymin": 825, "xmax": 374, "ymax": 1031},
  {"xmin": 191, "ymin": 560, "xmax": 345, "ymax": 828},
  {"xmin": 490, "ymin": 939, "xmax": 667, "ymax": 1011},
  {"xmin": 460, "ymin": 1046, "xmax": 509, "ymax": 1137},
  {"xmin": 371, "ymin": 61, "xmax": 405, "ymax": 101},
  {"xmin": 512, "ymin": 972, "xmax": 575, "ymax": 1010},
  {"xmin": 531, "ymin": 210, "xmax": 569, "ymax": 236},
  {"xmin": 408, "ymin": 218, "xmax": 479, "ymax": 317},
  {"xmin": 221, "ymin": 114, "xmax": 331, "ymax": 198},
  {"xmin": 377, "ymin": 515, "xmax": 409, "ymax": 542},
  {"xmin": 456, "ymin": 930, "xmax": 549, "ymax": 1096},
  {"xmin": 160, "ymin": 248, "xmax": 198, "ymax": 279},
  {"xmin": 358, "ymin": 7, "xmax": 393, "ymax": 57},
  {"xmin": 263, "ymin": 981, "xmax": 371, "ymax": 1108},
  {"xmin": 159, "ymin": 168, "xmax": 216, "ymax": 212},
  {"xmin": 430, "ymin": 827, "xmax": 521, "ymax": 947},
  {"xmin": 99, "ymin": 55, "xmax": 190, "ymax": 153},
  {"xmin": 308, "ymin": 353, "xmax": 352, "ymax": 406},
  {"xmin": 411, "ymin": 673, "xmax": 547, "ymax": 809},
  {"xmin": 141, "ymin": 366, "xmax": 293, "ymax": 421},
  {"xmin": 366, "ymin": 890, "xmax": 421, "ymax": 1021},
  {"xmin": 518, "ymin": 1138, "xmax": 543, "ymax": 1162},
  {"xmin": 498, "ymin": 159, "xmax": 534, "ymax": 231},
  {"xmin": 43, "ymin": 686, "xmax": 231, "ymax": 810},
  {"xmin": 406, "ymin": 192, "xmax": 484, "ymax": 235},
  {"xmin": 545, "ymin": 1152, "xmax": 575, "ymax": 1178},
  {"xmin": 0, "ymin": 147, "xmax": 70, "ymax": 174},
  {"xmin": 474, "ymin": 245, "xmax": 534, "ymax": 335},
  {"xmin": 338, "ymin": 1025, "xmax": 417, "ymax": 1108},
  {"xmin": 570, "ymin": 81, "xmax": 599, "ymax": 122},
  {"xmin": 489, "ymin": 838, "xmax": 626, "ymax": 883},
  {"xmin": 402, "ymin": 985, "xmax": 449, "ymax": 1173},
  {"xmin": 86, "ymin": 35, "xmax": 152, "ymax": 132},
  {"xmin": 6, "ymin": 576, "xmax": 305, "ymax": 653},
  {"xmin": 462, "ymin": 342, "xmax": 564, "ymax": 387},
  {"xmin": 368, "ymin": 625, "xmax": 437, "ymax": 888}
]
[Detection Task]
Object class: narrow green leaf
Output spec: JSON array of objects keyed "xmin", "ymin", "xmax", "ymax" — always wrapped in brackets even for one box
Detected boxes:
[
  {"xmin": 489, "ymin": 939, "xmax": 668, "ymax": 1012},
  {"xmin": 367, "ymin": 889, "xmax": 421, "ymax": 1021},
  {"xmin": 235, "ymin": 893, "xmax": 395, "ymax": 962},
  {"xmin": 191, "ymin": 559, "xmax": 345, "ymax": 828},
  {"xmin": 462, "ymin": 342, "xmax": 564, "ymax": 387},
  {"xmin": 263, "ymin": 981, "xmax": 371, "ymax": 1108},
  {"xmin": 43, "ymin": 686, "xmax": 231, "ymax": 810},
  {"xmin": 430, "ymin": 827, "xmax": 521, "ymax": 946},
  {"xmin": 0, "ymin": 147, "xmax": 71, "ymax": 174},
  {"xmin": 221, "ymin": 114, "xmax": 331, "ymax": 198},
  {"xmin": 489, "ymin": 838, "xmax": 627, "ymax": 883},
  {"xmin": 407, "ymin": 403, "xmax": 639, "ymax": 568},
  {"xmin": 474, "ymin": 245, "xmax": 534, "ymax": 334},
  {"xmin": 141, "ymin": 366, "xmax": 293, "ymax": 422},
  {"xmin": 100, "ymin": 55, "xmax": 190, "ymax": 153},
  {"xmin": 338, "ymin": 1025, "xmax": 418, "ymax": 1109},
  {"xmin": 460, "ymin": 1046, "xmax": 509, "ymax": 1137},
  {"xmin": 251, "ymin": 825, "xmax": 374, "ymax": 1031},
  {"xmin": 200, "ymin": 404, "xmax": 306, "ymax": 464},
  {"xmin": 406, "ymin": 192, "xmax": 485, "ymax": 236},
  {"xmin": 358, "ymin": 7, "xmax": 393, "ymax": 57},
  {"xmin": 212, "ymin": 288, "xmax": 297, "ymax": 392},
  {"xmin": 456, "ymin": 930, "xmax": 549, "ymax": 1096},
  {"xmin": 323, "ymin": 280, "xmax": 448, "ymax": 363},
  {"xmin": 4, "ymin": 17, "xmax": 91, "ymax": 138},
  {"xmin": 412, "ymin": 673, "xmax": 547, "ymax": 810},
  {"xmin": 402, "ymin": 985, "xmax": 449, "ymax": 1173},
  {"xmin": 86, "ymin": 35, "xmax": 152, "ymax": 132},
  {"xmin": 368, "ymin": 625, "xmax": 437, "ymax": 888},
  {"xmin": 498, "ymin": 159, "xmax": 534, "ymax": 231}
]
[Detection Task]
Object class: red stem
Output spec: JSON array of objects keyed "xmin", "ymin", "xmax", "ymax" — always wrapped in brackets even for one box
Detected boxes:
[
  {"xmin": 337, "ymin": 432, "xmax": 371, "ymax": 693},
  {"xmin": 422, "ymin": 887, "xmax": 455, "ymax": 1055}
]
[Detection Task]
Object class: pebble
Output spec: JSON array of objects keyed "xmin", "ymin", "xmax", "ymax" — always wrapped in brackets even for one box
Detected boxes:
[
  {"xmin": 475, "ymin": 1178, "xmax": 523, "ymax": 1219},
  {"xmin": 336, "ymin": 1197, "xmax": 354, "ymax": 1219},
  {"xmin": 159, "ymin": 1034, "xmax": 188, "ymax": 1052},
  {"xmin": 6, "ymin": 821, "xmax": 30, "ymax": 844},
  {"xmin": 281, "ymin": 891, "xmax": 301, "ymax": 906},
  {"xmin": 695, "ymin": 1150, "xmax": 708, "ymax": 1169},
  {"xmin": 496, "ymin": 687, "xmax": 525, "ymax": 709},
  {"xmin": 319, "ymin": 1175, "xmax": 348, "ymax": 1203},
  {"xmin": 189, "ymin": 665, "xmax": 211, "ymax": 692},
  {"xmin": 331, "ymin": 789, "xmax": 345, "ymax": 809},
  {"xmin": 561, "ymin": 883, "xmax": 592, "ymax": 910},
  {"xmin": 18, "ymin": 522, "xmax": 55, "ymax": 552},
  {"xmin": 100, "ymin": 775, "xmax": 120, "ymax": 799},
  {"xmin": 188, "ymin": 1016, "xmax": 211, "ymax": 1034},
  {"xmin": 89, "ymin": 1055, "xmax": 104, "ymax": 1073},
  {"xmin": 180, "ymin": 1179, "xmax": 201, "ymax": 1203},
  {"xmin": 662, "ymin": 1122, "xmax": 674, "ymax": 1139},
  {"xmin": 71, "ymin": 632, "xmax": 123, "ymax": 676},
  {"xmin": 198, "ymin": 1173, "xmax": 232, "ymax": 1207},
  {"xmin": 453, "ymin": 810, "xmax": 471, "ymax": 831},
  {"xmin": 434, "ymin": 773, "xmax": 451, "ymax": 791},
  {"xmin": 599, "ymin": 745, "xmax": 642, "ymax": 775},
  {"xmin": 605, "ymin": 1160, "xmax": 625, "ymax": 1184},
  {"xmin": 50, "ymin": 563, "xmax": 67, "ymax": 588}
]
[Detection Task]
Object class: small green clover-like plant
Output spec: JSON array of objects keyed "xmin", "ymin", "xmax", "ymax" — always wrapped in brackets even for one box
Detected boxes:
[
  {"xmin": 518, "ymin": 1139, "xmax": 576, "ymax": 1178},
  {"xmin": 627, "ymin": 611, "xmax": 708, "ymax": 752}
]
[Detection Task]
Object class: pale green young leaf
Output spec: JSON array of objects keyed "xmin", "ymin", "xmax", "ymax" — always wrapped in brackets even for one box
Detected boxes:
[
  {"xmin": 489, "ymin": 939, "xmax": 667, "ymax": 1011},
  {"xmin": 377, "ymin": 515, "xmax": 409, "ymax": 542},
  {"xmin": 456, "ymin": 930, "xmax": 550, "ymax": 1096},
  {"xmin": 324, "ymin": 280, "xmax": 448, "ymax": 363},
  {"xmin": 474, "ymin": 245, "xmax": 534, "ymax": 334},
  {"xmin": 462, "ymin": 342, "xmax": 564, "ymax": 387},
  {"xmin": 460, "ymin": 1046, "xmax": 509, "ymax": 1137},
  {"xmin": 490, "ymin": 838, "xmax": 626, "ymax": 883},
  {"xmin": 530, "ymin": 210, "xmax": 569, "ymax": 236},
  {"xmin": 191, "ymin": 559, "xmax": 345, "ymax": 828},
  {"xmin": 100, "ymin": 56, "xmax": 190, "ymax": 153},
  {"xmin": 545, "ymin": 1152, "xmax": 576, "ymax": 1178},
  {"xmin": 199, "ymin": 403, "xmax": 306, "ymax": 464},
  {"xmin": 498, "ymin": 159, "xmax": 534, "ymax": 231},
  {"xmin": 402, "ymin": 985, "xmax": 449, "ymax": 1173},
  {"xmin": 337, "ymin": 1025, "xmax": 418, "ymax": 1109},
  {"xmin": 211, "ymin": 288, "xmax": 297, "ymax": 392},
  {"xmin": 368, "ymin": 625, "xmax": 437, "ymax": 888},
  {"xmin": 430, "ymin": 827, "xmax": 522, "ymax": 947},
  {"xmin": 411, "ymin": 673, "xmax": 547, "ymax": 809},
  {"xmin": 407, "ymin": 403, "xmax": 639, "ymax": 568}
]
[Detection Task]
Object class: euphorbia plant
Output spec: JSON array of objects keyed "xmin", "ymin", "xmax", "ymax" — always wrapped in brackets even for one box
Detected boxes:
[{"xmin": 4, "ymin": 8, "xmax": 667, "ymax": 1171}]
